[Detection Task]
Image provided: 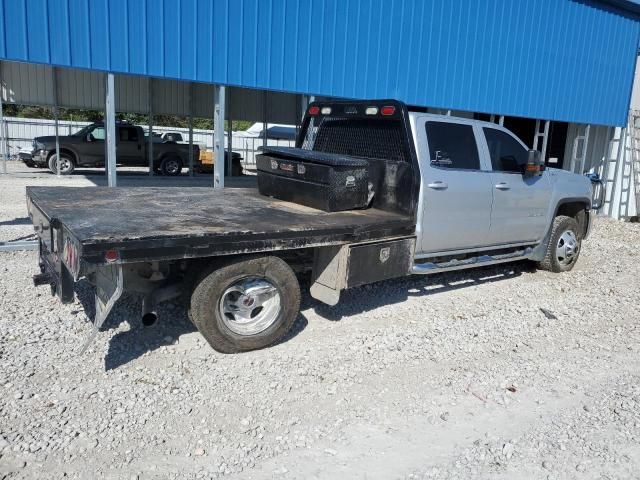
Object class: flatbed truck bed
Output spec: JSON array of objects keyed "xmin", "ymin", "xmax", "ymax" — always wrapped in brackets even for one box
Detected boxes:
[
  {"xmin": 26, "ymin": 100, "xmax": 425, "ymax": 355},
  {"xmin": 27, "ymin": 186, "xmax": 414, "ymax": 265}
]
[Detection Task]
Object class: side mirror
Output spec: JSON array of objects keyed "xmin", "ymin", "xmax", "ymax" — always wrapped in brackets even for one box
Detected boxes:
[
  {"xmin": 86, "ymin": 134, "xmax": 93, "ymax": 142},
  {"xmin": 524, "ymin": 150, "xmax": 544, "ymax": 177}
]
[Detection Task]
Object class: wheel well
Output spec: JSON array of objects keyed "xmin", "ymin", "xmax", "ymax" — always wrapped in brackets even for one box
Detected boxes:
[
  {"xmin": 47, "ymin": 148, "xmax": 77, "ymax": 164},
  {"xmin": 556, "ymin": 202, "xmax": 589, "ymax": 237},
  {"xmin": 159, "ymin": 153, "xmax": 182, "ymax": 163}
]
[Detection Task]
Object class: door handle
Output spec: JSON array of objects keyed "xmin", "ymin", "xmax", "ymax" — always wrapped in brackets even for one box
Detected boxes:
[
  {"xmin": 495, "ymin": 182, "xmax": 510, "ymax": 190},
  {"xmin": 427, "ymin": 181, "xmax": 448, "ymax": 190}
]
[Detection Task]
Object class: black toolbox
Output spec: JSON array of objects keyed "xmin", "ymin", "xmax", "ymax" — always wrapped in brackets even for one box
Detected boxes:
[{"xmin": 256, "ymin": 147, "xmax": 370, "ymax": 212}]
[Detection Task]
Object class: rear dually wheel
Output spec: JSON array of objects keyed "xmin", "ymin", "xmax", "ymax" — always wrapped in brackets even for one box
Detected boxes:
[{"xmin": 189, "ymin": 256, "xmax": 301, "ymax": 353}]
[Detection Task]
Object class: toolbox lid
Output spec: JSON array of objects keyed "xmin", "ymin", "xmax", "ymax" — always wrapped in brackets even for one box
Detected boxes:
[{"xmin": 259, "ymin": 146, "xmax": 369, "ymax": 168}]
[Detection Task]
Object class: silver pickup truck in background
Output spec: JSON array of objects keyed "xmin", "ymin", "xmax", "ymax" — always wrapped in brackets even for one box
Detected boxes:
[{"xmin": 26, "ymin": 100, "xmax": 597, "ymax": 356}]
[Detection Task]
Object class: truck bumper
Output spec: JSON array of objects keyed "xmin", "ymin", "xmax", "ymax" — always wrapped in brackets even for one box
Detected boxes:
[
  {"xmin": 30, "ymin": 150, "xmax": 49, "ymax": 166},
  {"xmin": 35, "ymin": 239, "xmax": 76, "ymax": 303},
  {"xmin": 28, "ymin": 195, "xmax": 80, "ymax": 303}
]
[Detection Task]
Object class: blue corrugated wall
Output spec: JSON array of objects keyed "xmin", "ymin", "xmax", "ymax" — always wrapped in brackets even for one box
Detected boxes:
[{"xmin": 0, "ymin": 0, "xmax": 638, "ymax": 126}]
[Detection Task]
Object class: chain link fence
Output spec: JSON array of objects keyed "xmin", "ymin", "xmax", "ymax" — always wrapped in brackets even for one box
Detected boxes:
[{"xmin": 0, "ymin": 117, "xmax": 296, "ymax": 170}]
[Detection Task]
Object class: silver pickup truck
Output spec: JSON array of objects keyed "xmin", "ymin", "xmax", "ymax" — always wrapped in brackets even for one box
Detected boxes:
[{"xmin": 26, "ymin": 100, "xmax": 596, "ymax": 355}]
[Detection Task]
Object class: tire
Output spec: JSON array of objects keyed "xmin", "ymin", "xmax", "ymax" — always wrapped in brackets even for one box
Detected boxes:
[
  {"xmin": 48, "ymin": 153, "xmax": 75, "ymax": 175},
  {"xmin": 537, "ymin": 215, "xmax": 582, "ymax": 273},
  {"xmin": 160, "ymin": 156, "xmax": 183, "ymax": 176},
  {"xmin": 189, "ymin": 256, "xmax": 301, "ymax": 353}
]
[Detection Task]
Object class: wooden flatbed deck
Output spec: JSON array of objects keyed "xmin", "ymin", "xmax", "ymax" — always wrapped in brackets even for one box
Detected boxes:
[{"xmin": 27, "ymin": 186, "xmax": 414, "ymax": 263}]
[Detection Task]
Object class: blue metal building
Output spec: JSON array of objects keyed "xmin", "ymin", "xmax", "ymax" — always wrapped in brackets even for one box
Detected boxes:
[{"xmin": 0, "ymin": 0, "xmax": 639, "ymax": 127}]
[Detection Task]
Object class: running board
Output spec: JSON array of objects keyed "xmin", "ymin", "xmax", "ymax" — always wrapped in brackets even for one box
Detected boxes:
[{"xmin": 411, "ymin": 247, "xmax": 533, "ymax": 275}]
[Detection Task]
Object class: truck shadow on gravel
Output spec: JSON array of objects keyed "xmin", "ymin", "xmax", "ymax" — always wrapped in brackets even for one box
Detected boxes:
[
  {"xmin": 310, "ymin": 261, "xmax": 535, "ymax": 321},
  {"xmin": 74, "ymin": 281, "xmax": 196, "ymax": 369},
  {"xmin": 74, "ymin": 279, "xmax": 308, "ymax": 370},
  {"xmin": 72, "ymin": 262, "xmax": 532, "ymax": 368},
  {"xmin": 0, "ymin": 217, "xmax": 33, "ymax": 226}
]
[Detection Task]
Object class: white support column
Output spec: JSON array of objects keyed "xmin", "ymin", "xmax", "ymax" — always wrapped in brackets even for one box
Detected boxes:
[
  {"xmin": 148, "ymin": 78, "xmax": 154, "ymax": 176},
  {"xmin": 188, "ymin": 82, "xmax": 194, "ymax": 177},
  {"xmin": 52, "ymin": 67, "xmax": 61, "ymax": 177},
  {"xmin": 0, "ymin": 61, "xmax": 6, "ymax": 174},
  {"xmin": 105, "ymin": 73, "xmax": 117, "ymax": 187},
  {"xmin": 213, "ymin": 85, "xmax": 226, "ymax": 189},
  {"xmin": 54, "ymin": 106, "xmax": 60, "ymax": 176},
  {"xmin": 227, "ymin": 121, "xmax": 233, "ymax": 175},
  {"xmin": 2, "ymin": 107, "xmax": 7, "ymax": 173},
  {"xmin": 498, "ymin": 115, "xmax": 504, "ymax": 126},
  {"xmin": 262, "ymin": 90, "xmax": 268, "ymax": 149},
  {"xmin": 0, "ymin": 84, "xmax": 5, "ymax": 175}
]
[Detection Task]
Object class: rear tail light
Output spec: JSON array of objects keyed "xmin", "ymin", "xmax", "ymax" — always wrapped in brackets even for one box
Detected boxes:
[
  {"xmin": 380, "ymin": 106, "xmax": 396, "ymax": 116},
  {"xmin": 320, "ymin": 107, "xmax": 332, "ymax": 115},
  {"xmin": 104, "ymin": 249, "xmax": 119, "ymax": 263},
  {"xmin": 365, "ymin": 107, "xmax": 379, "ymax": 115},
  {"xmin": 308, "ymin": 106, "xmax": 320, "ymax": 115}
]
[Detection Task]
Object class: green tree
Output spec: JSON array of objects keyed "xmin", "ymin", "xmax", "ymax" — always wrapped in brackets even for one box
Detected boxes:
[{"xmin": 4, "ymin": 104, "xmax": 254, "ymax": 131}]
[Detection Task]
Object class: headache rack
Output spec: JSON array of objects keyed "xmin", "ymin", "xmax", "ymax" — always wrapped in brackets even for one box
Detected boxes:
[
  {"xmin": 307, "ymin": 100, "xmax": 419, "ymax": 218},
  {"xmin": 298, "ymin": 100, "xmax": 414, "ymax": 164}
]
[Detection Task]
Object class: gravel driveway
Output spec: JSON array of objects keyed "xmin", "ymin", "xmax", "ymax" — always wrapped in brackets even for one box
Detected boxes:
[{"xmin": 1, "ymin": 163, "xmax": 639, "ymax": 479}]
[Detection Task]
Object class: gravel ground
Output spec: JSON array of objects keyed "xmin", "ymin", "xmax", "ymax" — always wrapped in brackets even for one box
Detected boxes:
[{"xmin": 1, "ymin": 162, "xmax": 639, "ymax": 480}]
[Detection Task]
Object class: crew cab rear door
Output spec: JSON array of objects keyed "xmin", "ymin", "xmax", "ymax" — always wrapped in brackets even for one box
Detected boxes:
[
  {"xmin": 479, "ymin": 127, "xmax": 552, "ymax": 244},
  {"xmin": 117, "ymin": 126, "xmax": 144, "ymax": 165},
  {"xmin": 416, "ymin": 117, "xmax": 493, "ymax": 253}
]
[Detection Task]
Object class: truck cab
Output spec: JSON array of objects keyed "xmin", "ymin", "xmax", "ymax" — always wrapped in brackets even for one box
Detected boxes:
[{"xmin": 410, "ymin": 112, "xmax": 592, "ymax": 260}]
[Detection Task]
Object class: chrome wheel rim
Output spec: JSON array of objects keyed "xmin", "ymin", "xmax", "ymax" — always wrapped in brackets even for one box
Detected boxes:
[
  {"xmin": 165, "ymin": 159, "xmax": 180, "ymax": 174},
  {"xmin": 219, "ymin": 277, "xmax": 281, "ymax": 335},
  {"xmin": 57, "ymin": 157, "xmax": 71, "ymax": 172},
  {"xmin": 556, "ymin": 230, "xmax": 579, "ymax": 266}
]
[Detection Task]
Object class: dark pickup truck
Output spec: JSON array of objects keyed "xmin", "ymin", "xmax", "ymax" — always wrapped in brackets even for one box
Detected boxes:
[
  {"xmin": 30, "ymin": 122, "xmax": 199, "ymax": 176},
  {"xmin": 26, "ymin": 99, "xmax": 596, "ymax": 357}
]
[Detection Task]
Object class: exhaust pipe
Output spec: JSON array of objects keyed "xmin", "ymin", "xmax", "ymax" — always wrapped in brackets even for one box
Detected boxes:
[
  {"xmin": 141, "ymin": 293, "xmax": 158, "ymax": 326},
  {"xmin": 140, "ymin": 283, "xmax": 182, "ymax": 327}
]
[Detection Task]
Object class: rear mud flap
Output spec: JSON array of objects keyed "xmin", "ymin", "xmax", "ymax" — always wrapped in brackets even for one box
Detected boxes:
[{"xmin": 79, "ymin": 264, "xmax": 123, "ymax": 354}]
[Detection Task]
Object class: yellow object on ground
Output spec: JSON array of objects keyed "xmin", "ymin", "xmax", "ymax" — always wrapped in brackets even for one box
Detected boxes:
[{"xmin": 199, "ymin": 150, "xmax": 214, "ymax": 166}]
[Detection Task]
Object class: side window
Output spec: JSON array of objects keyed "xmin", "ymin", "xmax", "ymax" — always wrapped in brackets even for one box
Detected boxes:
[
  {"xmin": 483, "ymin": 128, "xmax": 528, "ymax": 173},
  {"xmin": 119, "ymin": 127, "xmax": 138, "ymax": 142},
  {"xmin": 89, "ymin": 126, "xmax": 105, "ymax": 141},
  {"xmin": 425, "ymin": 121, "xmax": 480, "ymax": 170}
]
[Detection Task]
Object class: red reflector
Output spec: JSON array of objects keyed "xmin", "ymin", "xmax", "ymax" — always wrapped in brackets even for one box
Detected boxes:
[
  {"xmin": 380, "ymin": 106, "xmax": 396, "ymax": 116},
  {"xmin": 104, "ymin": 249, "xmax": 119, "ymax": 263},
  {"xmin": 308, "ymin": 106, "xmax": 320, "ymax": 115}
]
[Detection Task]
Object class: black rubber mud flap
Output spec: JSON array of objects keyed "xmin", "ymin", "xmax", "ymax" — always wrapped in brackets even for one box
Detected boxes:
[{"xmin": 79, "ymin": 263, "xmax": 123, "ymax": 354}]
